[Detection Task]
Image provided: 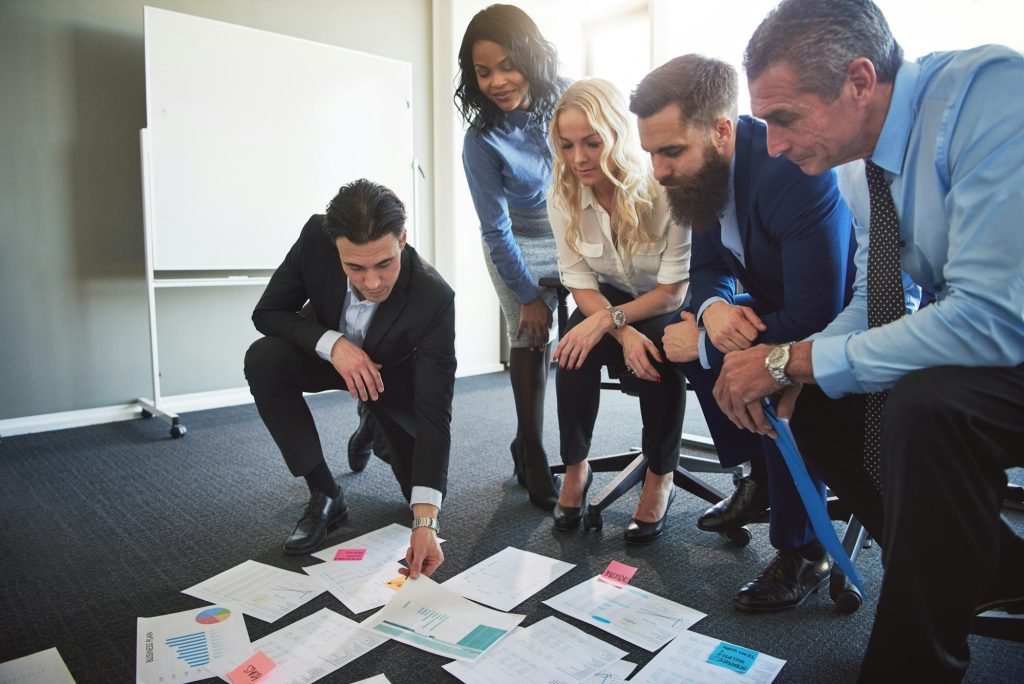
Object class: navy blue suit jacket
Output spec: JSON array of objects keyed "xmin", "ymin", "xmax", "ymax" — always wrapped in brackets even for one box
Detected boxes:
[{"xmin": 690, "ymin": 116, "xmax": 855, "ymax": 368}]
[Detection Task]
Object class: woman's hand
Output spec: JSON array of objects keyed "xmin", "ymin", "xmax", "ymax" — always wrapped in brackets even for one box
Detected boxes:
[
  {"xmin": 554, "ymin": 310, "xmax": 611, "ymax": 370},
  {"xmin": 517, "ymin": 298, "xmax": 553, "ymax": 350},
  {"xmin": 619, "ymin": 326, "xmax": 662, "ymax": 382}
]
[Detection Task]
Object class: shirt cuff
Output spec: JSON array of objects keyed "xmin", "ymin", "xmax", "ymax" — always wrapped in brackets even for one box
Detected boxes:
[
  {"xmin": 811, "ymin": 333, "xmax": 862, "ymax": 398},
  {"xmin": 409, "ymin": 486, "xmax": 443, "ymax": 511},
  {"xmin": 698, "ymin": 330, "xmax": 711, "ymax": 369},
  {"xmin": 315, "ymin": 330, "xmax": 344, "ymax": 361},
  {"xmin": 696, "ymin": 296, "xmax": 727, "ymax": 325}
]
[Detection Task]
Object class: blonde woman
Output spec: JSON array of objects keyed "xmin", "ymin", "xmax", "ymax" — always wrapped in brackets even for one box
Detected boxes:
[{"xmin": 548, "ymin": 78, "xmax": 691, "ymax": 543}]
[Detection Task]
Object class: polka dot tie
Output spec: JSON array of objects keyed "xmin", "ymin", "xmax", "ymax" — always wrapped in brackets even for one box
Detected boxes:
[{"xmin": 864, "ymin": 160, "xmax": 904, "ymax": 492}]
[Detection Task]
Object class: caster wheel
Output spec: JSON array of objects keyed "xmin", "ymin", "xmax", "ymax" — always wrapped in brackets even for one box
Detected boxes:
[
  {"xmin": 583, "ymin": 510, "xmax": 602, "ymax": 530},
  {"xmin": 170, "ymin": 425, "xmax": 187, "ymax": 439},
  {"xmin": 141, "ymin": 409, "xmax": 153, "ymax": 419},
  {"xmin": 724, "ymin": 526, "xmax": 751, "ymax": 547},
  {"xmin": 832, "ymin": 588, "xmax": 862, "ymax": 613}
]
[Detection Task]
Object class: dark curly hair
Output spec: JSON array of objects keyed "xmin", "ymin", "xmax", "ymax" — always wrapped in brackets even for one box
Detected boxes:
[{"xmin": 454, "ymin": 4, "xmax": 566, "ymax": 132}]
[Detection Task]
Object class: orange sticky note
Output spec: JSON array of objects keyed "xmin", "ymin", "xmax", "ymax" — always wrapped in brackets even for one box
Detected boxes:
[
  {"xmin": 334, "ymin": 548, "xmax": 367, "ymax": 561},
  {"xmin": 385, "ymin": 574, "xmax": 408, "ymax": 590},
  {"xmin": 598, "ymin": 560, "xmax": 637, "ymax": 588},
  {"xmin": 228, "ymin": 651, "xmax": 276, "ymax": 684}
]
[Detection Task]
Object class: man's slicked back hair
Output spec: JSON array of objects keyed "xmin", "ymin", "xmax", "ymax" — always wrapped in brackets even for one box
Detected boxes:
[
  {"xmin": 629, "ymin": 54, "xmax": 738, "ymax": 128},
  {"xmin": 323, "ymin": 179, "xmax": 406, "ymax": 244}
]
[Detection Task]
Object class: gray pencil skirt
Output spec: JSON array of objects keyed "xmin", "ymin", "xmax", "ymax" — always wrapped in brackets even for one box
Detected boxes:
[{"xmin": 481, "ymin": 207, "xmax": 560, "ymax": 348}]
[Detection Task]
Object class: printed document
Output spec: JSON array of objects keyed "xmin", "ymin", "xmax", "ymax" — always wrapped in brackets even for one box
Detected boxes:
[
  {"xmin": 443, "ymin": 546, "xmax": 575, "ymax": 611},
  {"xmin": 303, "ymin": 560, "xmax": 405, "ymax": 615},
  {"xmin": 136, "ymin": 605, "xmax": 250, "ymax": 684},
  {"xmin": 629, "ymin": 631, "xmax": 785, "ymax": 684},
  {"xmin": 543, "ymin": 576, "xmax": 705, "ymax": 651},
  {"xmin": 0, "ymin": 647, "xmax": 76, "ymax": 684},
  {"xmin": 313, "ymin": 523, "xmax": 444, "ymax": 564},
  {"xmin": 183, "ymin": 560, "xmax": 323, "ymax": 623}
]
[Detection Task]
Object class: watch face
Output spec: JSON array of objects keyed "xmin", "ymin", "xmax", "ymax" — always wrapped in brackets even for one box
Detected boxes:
[{"xmin": 612, "ymin": 310, "xmax": 625, "ymax": 327}]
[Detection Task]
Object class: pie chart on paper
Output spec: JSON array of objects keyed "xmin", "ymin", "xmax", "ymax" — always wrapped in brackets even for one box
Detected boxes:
[{"xmin": 195, "ymin": 607, "xmax": 231, "ymax": 624}]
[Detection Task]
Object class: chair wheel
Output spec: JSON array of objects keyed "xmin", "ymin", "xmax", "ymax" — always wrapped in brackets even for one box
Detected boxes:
[
  {"xmin": 831, "ymin": 587, "xmax": 862, "ymax": 613},
  {"xmin": 583, "ymin": 510, "xmax": 602, "ymax": 530},
  {"xmin": 724, "ymin": 526, "xmax": 751, "ymax": 547},
  {"xmin": 170, "ymin": 425, "xmax": 187, "ymax": 439}
]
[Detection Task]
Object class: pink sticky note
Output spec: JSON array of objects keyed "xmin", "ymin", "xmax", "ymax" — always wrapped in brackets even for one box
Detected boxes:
[
  {"xmin": 334, "ymin": 548, "xmax": 367, "ymax": 561},
  {"xmin": 228, "ymin": 651, "xmax": 276, "ymax": 684},
  {"xmin": 599, "ymin": 560, "xmax": 638, "ymax": 588}
]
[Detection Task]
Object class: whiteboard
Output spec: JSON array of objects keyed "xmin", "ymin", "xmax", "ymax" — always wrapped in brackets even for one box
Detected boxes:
[{"xmin": 143, "ymin": 7, "xmax": 414, "ymax": 270}]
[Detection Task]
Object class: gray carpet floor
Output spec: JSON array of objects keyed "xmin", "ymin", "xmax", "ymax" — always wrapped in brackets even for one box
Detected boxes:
[{"xmin": 1, "ymin": 370, "xmax": 1021, "ymax": 683}]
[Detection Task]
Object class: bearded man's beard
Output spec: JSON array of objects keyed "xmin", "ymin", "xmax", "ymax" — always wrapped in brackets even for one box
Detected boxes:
[{"xmin": 664, "ymin": 144, "xmax": 731, "ymax": 233}]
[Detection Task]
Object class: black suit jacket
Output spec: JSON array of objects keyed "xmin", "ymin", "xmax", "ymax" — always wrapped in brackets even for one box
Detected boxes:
[{"xmin": 252, "ymin": 215, "xmax": 457, "ymax": 494}]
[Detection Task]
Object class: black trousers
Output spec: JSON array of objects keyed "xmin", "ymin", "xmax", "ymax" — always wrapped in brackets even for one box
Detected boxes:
[
  {"xmin": 243, "ymin": 336, "xmax": 415, "ymax": 501},
  {"xmin": 556, "ymin": 285, "xmax": 685, "ymax": 475},
  {"xmin": 791, "ymin": 365, "xmax": 1024, "ymax": 683}
]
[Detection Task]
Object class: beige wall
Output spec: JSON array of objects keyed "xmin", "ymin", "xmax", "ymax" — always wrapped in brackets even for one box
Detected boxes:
[{"xmin": 0, "ymin": 0, "xmax": 433, "ymax": 420}]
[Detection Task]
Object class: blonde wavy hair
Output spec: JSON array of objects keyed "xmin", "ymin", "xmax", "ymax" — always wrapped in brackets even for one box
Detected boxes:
[{"xmin": 549, "ymin": 78, "xmax": 661, "ymax": 258}]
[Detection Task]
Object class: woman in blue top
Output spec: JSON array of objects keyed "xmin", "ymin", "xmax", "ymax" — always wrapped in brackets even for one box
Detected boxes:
[{"xmin": 456, "ymin": 4, "xmax": 568, "ymax": 510}]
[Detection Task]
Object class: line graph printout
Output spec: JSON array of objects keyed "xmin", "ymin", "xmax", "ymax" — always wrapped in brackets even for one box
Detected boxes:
[
  {"xmin": 303, "ymin": 560, "xmax": 405, "ymax": 614},
  {"xmin": 629, "ymin": 631, "xmax": 785, "ymax": 684},
  {"xmin": 183, "ymin": 560, "xmax": 324, "ymax": 623},
  {"xmin": 583, "ymin": 659, "xmax": 636, "ymax": 684},
  {"xmin": 442, "ymin": 547, "xmax": 575, "ymax": 611},
  {"xmin": 136, "ymin": 605, "xmax": 251, "ymax": 684},
  {"xmin": 212, "ymin": 609, "xmax": 387, "ymax": 684},
  {"xmin": 443, "ymin": 616, "xmax": 627, "ymax": 684},
  {"xmin": 361, "ymin": 575, "xmax": 524, "ymax": 662},
  {"xmin": 312, "ymin": 523, "xmax": 445, "ymax": 564},
  {"xmin": 543, "ymin": 576, "xmax": 705, "ymax": 651}
]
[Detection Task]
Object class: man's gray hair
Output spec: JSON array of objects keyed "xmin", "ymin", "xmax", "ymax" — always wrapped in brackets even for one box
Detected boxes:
[{"xmin": 744, "ymin": 0, "xmax": 903, "ymax": 101}]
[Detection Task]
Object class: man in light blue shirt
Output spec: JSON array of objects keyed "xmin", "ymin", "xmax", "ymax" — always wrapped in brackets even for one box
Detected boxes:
[{"xmin": 714, "ymin": 0, "xmax": 1024, "ymax": 680}]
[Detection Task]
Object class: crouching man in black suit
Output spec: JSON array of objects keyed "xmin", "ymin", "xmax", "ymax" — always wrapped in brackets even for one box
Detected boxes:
[{"xmin": 244, "ymin": 178, "xmax": 456, "ymax": 578}]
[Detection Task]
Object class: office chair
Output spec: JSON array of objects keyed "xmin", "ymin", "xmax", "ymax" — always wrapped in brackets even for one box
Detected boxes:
[{"xmin": 540, "ymin": 277, "xmax": 870, "ymax": 612}]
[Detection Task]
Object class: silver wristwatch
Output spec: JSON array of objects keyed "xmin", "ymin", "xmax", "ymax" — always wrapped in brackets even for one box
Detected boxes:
[
  {"xmin": 411, "ymin": 516, "xmax": 440, "ymax": 534},
  {"xmin": 606, "ymin": 305, "xmax": 626, "ymax": 329},
  {"xmin": 764, "ymin": 343, "xmax": 794, "ymax": 386}
]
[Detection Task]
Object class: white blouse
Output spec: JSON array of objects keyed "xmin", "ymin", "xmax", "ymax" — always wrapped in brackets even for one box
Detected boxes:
[{"xmin": 548, "ymin": 184, "xmax": 691, "ymax": 297}]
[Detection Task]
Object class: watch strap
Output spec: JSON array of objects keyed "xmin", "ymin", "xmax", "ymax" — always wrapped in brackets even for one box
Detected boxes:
[{"xmin": 411, "ymin": 516, "xmax": 439, "ymax": 533}]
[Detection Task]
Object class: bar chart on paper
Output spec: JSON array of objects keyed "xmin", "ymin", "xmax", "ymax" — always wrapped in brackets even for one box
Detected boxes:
[{"xmin": 137, "ymin": 605, "xmax": 250, "ymax": 684}]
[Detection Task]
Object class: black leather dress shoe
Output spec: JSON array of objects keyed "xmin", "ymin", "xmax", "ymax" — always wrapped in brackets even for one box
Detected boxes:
[
  {"xmin": 697, "ymin": 475, "xmax": 770, "ymax": 532},
  {"xmin": 553, "ymin": 468, "xmax": 593, "ymax": 531},
  {"xmin": 624, "ymin": 487, "xmax": 676, "ymax": 544},
  {"xmin": 347, "ymin": 403, "xmax": 373, "ymax": 473},
  {"xmin": 283, "ymin": 489, "xmax": 349, "ymax": 556},
  {"xmin": 734, "ymin": 544, "xmax": 830, "ymax": 612}
]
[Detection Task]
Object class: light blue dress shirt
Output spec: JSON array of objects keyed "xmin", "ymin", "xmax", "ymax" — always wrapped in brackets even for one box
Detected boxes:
[
  {"xmin": 812, "ymin": 46, "xmax": 1024, "ymax": 397},
  {"xmin": 316, "ymin": 281, "xmax": 443, "ymax": 510},
  {"xmin": 462, "ymin": 108, "xmax": 552, "ymax": 304}
]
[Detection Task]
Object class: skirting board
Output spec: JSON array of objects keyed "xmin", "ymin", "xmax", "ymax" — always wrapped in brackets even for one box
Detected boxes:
[{"xmin": 0, "ymin": 363, "xmax": 507, "ymax": 438}]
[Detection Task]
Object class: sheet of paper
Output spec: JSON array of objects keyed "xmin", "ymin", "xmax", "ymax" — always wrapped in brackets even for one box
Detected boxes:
[
  {"xmin": 213, "ymin": 608, "xmax": 387, "ymax": 684},
  {"xmin": 303, "ymin": 561, "xmax": 405, "ymax": 614},
  {"xmin": 443, "ymin": 616, "xmax": 627, "ymax": 684},
  {"xmin": 0, "ymin": 647, "xmax": 76, "ymax": 684},
  {"xmin": 582, "ymin": 659, "xmax": 636, "ymax": 684},
  {"xmin": 442, "ymin": 546, "xmax": 575, "ymax": 611},
  {"xmin": 136, "ymin": 605, "xmax": 251, "ymax": 684},
  {"xmin": 183, "ymin": 560, "xmax": 324, "ymax": 623},
  {"xmin": 351, "ymin": 676, "xmax": 391, "ymax": 684},
  {"xmin": 361, "ymin": 575, "xmax": 524, "ymax": 661},
  {"xmin": 629, "ymin": 631, "xmax": 785, "ymax": 684},
  {"xmin": 543, "ymin": 576, "xmax": 706, "ymax": 651},
  {"xmin": 313, "ymin": 523, "xmax": 444, "ymax": 564}
]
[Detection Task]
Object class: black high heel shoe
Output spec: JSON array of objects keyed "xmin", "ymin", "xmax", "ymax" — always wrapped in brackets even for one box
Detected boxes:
[
  {"xmin": 624, "ymin": 486, "xmax": 676, "ymax": 544},
  {"xmin": 553, "ymin": 467, "xmax": 593, "ymax": 531},
  {"xmin": 509, "ymin": 438, "xmax": 526, "ymax": 487}
]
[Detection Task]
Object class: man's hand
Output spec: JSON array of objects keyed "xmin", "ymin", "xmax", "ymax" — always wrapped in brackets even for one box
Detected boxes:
[
  {"xmin": 702, "ymin": 301, "xmax": 766, "ymax": 352},
  {"xmin": 331, "ymin": 336, "xmax": 384, "ymax": 401},
  {"xmin": 401, "ymin": 527, "xmax": 444, "ymax": 579},
  {"xmin": 618, "ymin": 326, "xmax": 661, "ymax": 382},
  {"xmin": 712, "ymin": 343, "xmax": 784, "ymax": 435},
  {"xmin": 553, "ymin": 310, "xmax": 611, "ymax": 370},
  {"xmin": 663, "ymin": 311, "xmax": 700, "ymax": 363},
  {"xmin": 517, "ymin": 298, "xmax": 553, "ymax": 350}
]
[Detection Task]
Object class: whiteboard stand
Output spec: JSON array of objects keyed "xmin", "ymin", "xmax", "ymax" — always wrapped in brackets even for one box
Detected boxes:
[{"xmin": 137, "ymin": 128, "xmax": 185, "ymax": 438}]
